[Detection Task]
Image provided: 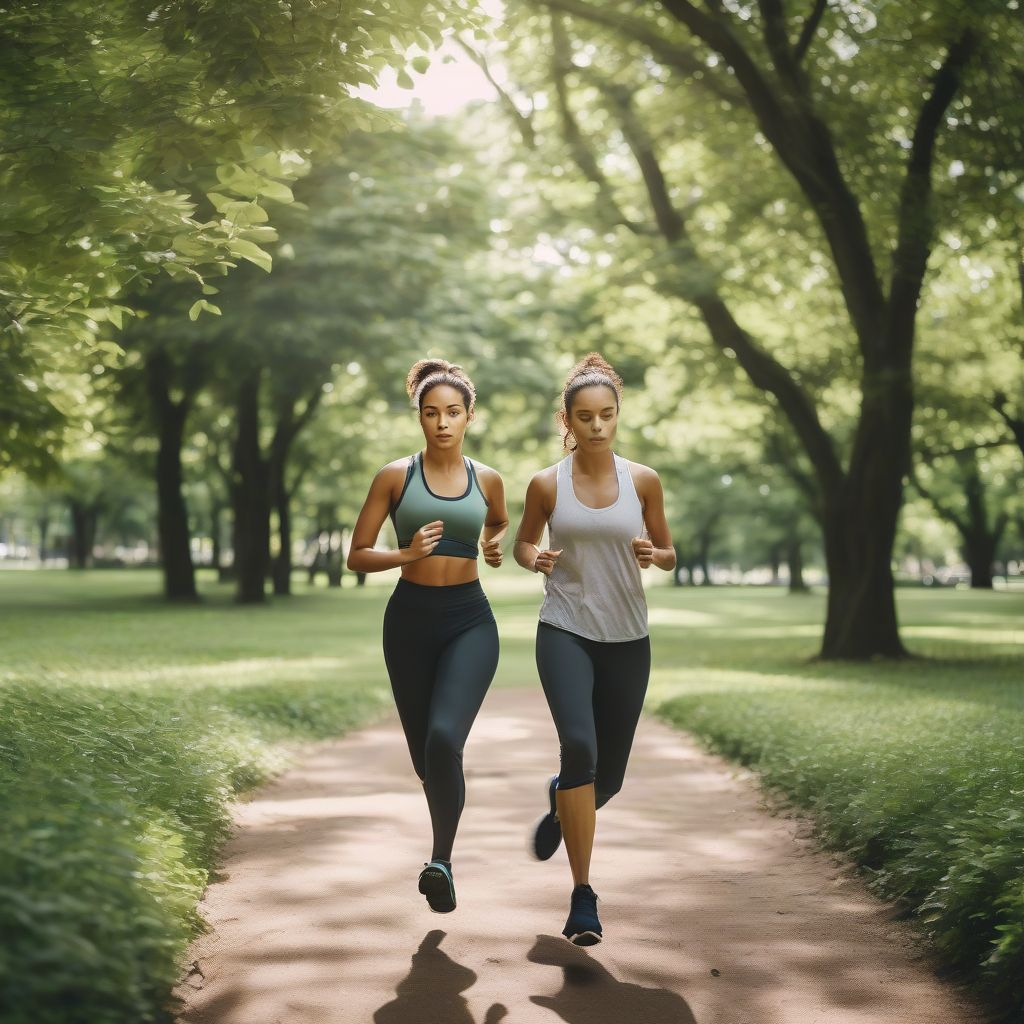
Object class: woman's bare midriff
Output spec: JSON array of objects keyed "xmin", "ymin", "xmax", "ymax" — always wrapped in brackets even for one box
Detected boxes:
[{"xmin": 400, "ymin": 553, "xmax": 480, "ymax": 586}]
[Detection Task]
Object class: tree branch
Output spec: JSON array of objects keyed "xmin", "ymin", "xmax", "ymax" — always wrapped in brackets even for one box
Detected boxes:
[
  {"xmin": 549, "ymin": 14, "xmax": 652, "ymax": 235},
  {"xmin": 542, "ymin": 0, "xmax": 886, "ymax": 354},
  {"xmin": 764, "ymin": 428, "xmax": 823, "ymax": 518},
  {"xmin": 794, "ymin": 0, "xmax": 827, "ymax": 63},
  {"xmin": 921, "ymin": 437, "xmax": 1016, "ymax": 461},
  {"xmin": 535, "ymin": 0, "xmax": 743, "ymax": 104},
  {"xmin": 885, "ymin": 30, "xmax": 978, "ymax": 360},
  {"xmin": 908, "ymin": 466, "xmax": 968, "ymax": 536},
  {"xmin": 757, "ymin": 0, "xmax": 799, "ymax": 80},
  {"xmin": 590, "ymin": 73, "xmax": 844, "ymax": 495},
  {"xmin": 456, "ymin": 37, "xmax": 537, "ymax": 149},
  {"xmin": 993, "ymin": 391, "xmax": 1024, "ymax": 458},
  {"xmin": 592, "ymin": 80, "xmax": 684, "ymax": 242}
]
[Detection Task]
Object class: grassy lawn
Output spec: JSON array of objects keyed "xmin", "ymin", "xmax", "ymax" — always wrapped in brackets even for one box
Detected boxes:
[
  {"xmin": 645, "ymin": 584, "xmax": 1024, "ymax": 1021},
  {"xmin": 0, "ymin": 569, "xmax": 1021, "ymax": 1022}
]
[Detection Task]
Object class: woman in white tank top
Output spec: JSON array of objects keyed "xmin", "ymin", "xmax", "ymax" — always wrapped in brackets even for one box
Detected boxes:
[{"xmin": 514, "ymin": 353, "xmax": 676, "ymax": 945}]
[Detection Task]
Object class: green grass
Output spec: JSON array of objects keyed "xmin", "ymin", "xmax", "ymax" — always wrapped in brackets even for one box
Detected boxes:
[
  {"xmin": 646, "ymin": 585, "xmax": 1024, "ymax": 1021},
  {"xmin": 0, "ymin": 569, "xmax": 399, "ymax": 1024},
  {"xmin": 0, "ymin": 569, "xmax": 1022, "ymax": 1022}
]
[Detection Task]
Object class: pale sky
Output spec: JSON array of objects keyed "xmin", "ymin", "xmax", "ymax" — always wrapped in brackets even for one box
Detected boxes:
[{"xmin": 357, "ymin": 2, "xmax": 506, "ymax": 117}]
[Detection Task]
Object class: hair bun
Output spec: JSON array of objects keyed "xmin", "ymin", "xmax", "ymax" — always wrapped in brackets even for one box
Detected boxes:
[
  {"xmin": 565, "ymin": 352, "xmax": 623, "ymax": 391},
  {"xmin": 405, "ymin": 357, "xmax": 477, "ymax": 412},
  {"xmin": 405, "ymin": 358, "xmax": 453, "ymax": 399}
]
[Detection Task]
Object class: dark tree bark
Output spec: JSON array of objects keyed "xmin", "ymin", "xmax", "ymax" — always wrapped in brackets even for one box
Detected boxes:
[
  {"xmin": 233, "ymin": 369, "xmax": 271, "ymax": 604},
  {"xmin": 267, "ymin": 390, "xmax": 322, "ymax": 597},
  {"xmin": 271, "ymin": 474, "xmax": 292, "ymax": 596},
  {"xmin": 68, "ymin": 500, "xmax": 97, "ymax": 569},
  {"xmin": 787, "ymin": 536, "xmax": 809, "ymax": 593},
  {"xmin": 233, "ymin": 375, "xmax": 322, "ymax": 602},
  {"xmin": 914, "ymin": 451, "xmax": 1008, "ymax": 590},
  {"xmin": 534, "ymin": 2, "xmax": 977, "ymax": 657},
  {"xmin": 145, "ymin": 349, "xmax": 201, "ymax": 601},
  {"xmin": 38, "ymin": 514, "xmax": 49, "ymax": 564}
]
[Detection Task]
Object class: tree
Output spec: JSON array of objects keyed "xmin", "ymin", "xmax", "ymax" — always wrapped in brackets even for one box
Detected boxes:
[
  {"xmin": 497, "ymin": 0, "xmax": 1023, "ymax": 656},
  {"xmin": 0, "ymin": 0, "xmax": 481, "ymax": 474}
]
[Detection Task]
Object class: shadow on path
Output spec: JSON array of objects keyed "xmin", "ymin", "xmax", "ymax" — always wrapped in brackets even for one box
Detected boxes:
[
  {"xmin": 528, "ymin": 935, "xmax": 697, "ymax": 1024},
  {"xmin": 374, "ymin": 930, "xmax": 506, "ymax": 1024}
]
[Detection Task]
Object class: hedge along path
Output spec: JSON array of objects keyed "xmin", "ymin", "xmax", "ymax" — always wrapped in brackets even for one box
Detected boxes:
[{"xmin": 173, "ymin": 690, "xmax": 983, "ymax": 1024}]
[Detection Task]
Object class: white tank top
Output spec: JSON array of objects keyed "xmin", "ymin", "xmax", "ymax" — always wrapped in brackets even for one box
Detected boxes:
[{"xmin": 538, "ymin": 452, "xmax": 648, "ymax": 642}]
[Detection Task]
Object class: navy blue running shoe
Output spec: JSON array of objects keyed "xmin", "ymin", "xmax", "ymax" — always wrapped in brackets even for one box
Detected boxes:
[
  {"xmin": 418, "ymin": 860, "xmax": 456, "ymax": 913},
  {"xmin": 532, "ymin": 775, "xmax": 562, "ymax": 861},
  {"xmin": 562, "ymin": 883, "xmax": 602, "ymax": 946}
]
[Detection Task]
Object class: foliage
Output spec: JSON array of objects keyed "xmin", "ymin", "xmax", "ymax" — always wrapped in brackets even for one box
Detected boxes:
[
  {"xmin": 0, "ymin": 0, "xmax": 480, "ymax": 472},
  {"xmin": 653, "ymin": 634, "xmax": 1024, "ymax": 1018},
  {"xmin": 0, "ymin": 573, "xmax": 392, "ymax": 1024}
]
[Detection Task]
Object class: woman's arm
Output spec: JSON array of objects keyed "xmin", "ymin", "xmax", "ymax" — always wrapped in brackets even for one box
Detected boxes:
[
  {"xmin": 632, "ymin": 467, "xmax": 676, "ymax": 572},
  {"xmin": 478, "ymin": 467, "xmax": 510, "ymax": 568},
  {"xmin": 346, "ymin": 465, "xmax": 442, "ymax": 573},
  {"xmin": 513, "ymin": 470, "xmax": 561, "ymax": 575}
]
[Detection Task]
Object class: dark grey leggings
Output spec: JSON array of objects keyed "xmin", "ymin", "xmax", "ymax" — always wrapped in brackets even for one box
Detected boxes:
[
  {"xmin": 383, "ymin": 578, "xmax": 499, "ymax": 861},
  {"xmin": 536, "ymin": 621, "xmax": 650, "ymax": 806}
]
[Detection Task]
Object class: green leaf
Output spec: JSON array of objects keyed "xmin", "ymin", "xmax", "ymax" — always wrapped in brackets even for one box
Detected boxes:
[
  {"xmin": 411, "ymin": 55, "xmax": 430, "ymax": 75},
  {"xmin": 229, "ymin": 239, "xmax": 273, "ymax": 273},
  {"xmin": 395, "ymin": 68, "xmax": 414, "ymax": 90},
  {"xmin": 187, "ymin": 299, "xmax": 222, "ymax": 320},
  {"xmin": 257, "ymin": 181, "xmax": 294, "ymax": 204}
]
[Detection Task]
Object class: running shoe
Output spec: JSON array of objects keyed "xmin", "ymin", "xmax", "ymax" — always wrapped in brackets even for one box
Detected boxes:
[
  {"xmin": 532, "ymin": 775, "xmax": 562, "ymax": 860},
  {"xmin": 562, "ymin": 882, "xmax": 602, "ymax": 946},
  {"xmin": 418, "ymin": 860, "xmax": 456, "ymax": 913}
]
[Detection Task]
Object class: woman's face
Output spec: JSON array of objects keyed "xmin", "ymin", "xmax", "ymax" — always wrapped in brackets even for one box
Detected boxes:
[
  {"xmin": 419, "ymin": 383, "xmax": 471, "ymax": 450},
  {"xmin": 565, "ymin": 384, "xmax": 618, "ymax": 452}
]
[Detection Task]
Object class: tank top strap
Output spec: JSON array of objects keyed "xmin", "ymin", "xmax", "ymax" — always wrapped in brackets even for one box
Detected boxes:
[
  {"xmin": 556, "ymin": 453, "xmax": 572, "ymax": 489},
  {"xmin": 614, "ymin": 453, "xmax": 640, "ymax": 503}
]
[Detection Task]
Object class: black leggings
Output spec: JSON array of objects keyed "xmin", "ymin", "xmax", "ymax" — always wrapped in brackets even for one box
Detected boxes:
[
  {"xmin": 383, "ymin": 578, "xmax": 499, "ymax": 861},
  {"xmin": 536, "ymin": 621, "xmax": 650, "ymax": 806}
]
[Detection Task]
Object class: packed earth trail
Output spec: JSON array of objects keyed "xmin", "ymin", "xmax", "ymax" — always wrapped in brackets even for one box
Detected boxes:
[{"xmin": 174, "ymin": 690, "xmax": 983, "ymax": 1024}]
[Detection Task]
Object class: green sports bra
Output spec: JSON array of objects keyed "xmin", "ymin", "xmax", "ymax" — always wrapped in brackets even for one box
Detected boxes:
[{"xmin": 390, "ymin": 452, "xmax": 489, "ymax": 559}]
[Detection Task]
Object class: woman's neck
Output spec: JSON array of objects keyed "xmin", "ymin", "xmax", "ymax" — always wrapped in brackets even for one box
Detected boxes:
[{"xmin": 571, "ymin": 448, "xmax": 615, "ymax": 475}]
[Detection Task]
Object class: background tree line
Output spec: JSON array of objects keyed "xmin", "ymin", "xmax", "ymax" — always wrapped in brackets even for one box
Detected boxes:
[{"xmin": 1, "ymin": 0, "xmax": 1022, "ymax": 659}]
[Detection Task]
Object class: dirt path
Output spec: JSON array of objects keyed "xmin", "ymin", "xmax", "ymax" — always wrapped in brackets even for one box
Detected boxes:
[{"xmin": 174, "ymin": 690, "xmax": 983, "ymax": 1024}]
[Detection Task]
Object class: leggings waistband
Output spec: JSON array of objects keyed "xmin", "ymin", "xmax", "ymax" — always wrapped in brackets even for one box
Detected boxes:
[{"xmin": 390, "ymin": 576, "xmax": 488, "ymax": 613}]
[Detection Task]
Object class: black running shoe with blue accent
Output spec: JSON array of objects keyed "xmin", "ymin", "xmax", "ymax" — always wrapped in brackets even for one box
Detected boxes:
[
  {"xmin": 532, "ymin": 775, "xmax": 562, "ymax": 861},
  {"xmin": 418, "ymin": 860, "xmax": 456, "ymax": 913},
  {"xmin": 562, "ymin": 883, "xmax": 602, "ymax": 946}
]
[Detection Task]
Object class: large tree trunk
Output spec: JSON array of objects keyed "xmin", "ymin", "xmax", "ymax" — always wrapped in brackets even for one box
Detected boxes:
[
  {"xmin": 68, "ymin": 501, "xmax": 97, "ymax": 569},
  {"xmin": 787, "ymin": 537, "xmax": 808, "ymax": 593},
  {"xmin": 233, "ymin": 370, "xmax": 270, "ymax": 604},
  {"xmin": 154, "ymin": 395, "xmax": 197, "ymax": 600},
  {"xmin": 272, "ymin": 477, "xmax": 292, "ymax": 596},
  {"xmin": 819, "ymin": 375, "xmax": 912, "ymax": 657},
  {"xmin": 963, "ymin": 535, "xmax": 996, "ymax": 590},
  {"xmin": 145, "ymin": 349, "xmax": 199, "ymax": 601}
]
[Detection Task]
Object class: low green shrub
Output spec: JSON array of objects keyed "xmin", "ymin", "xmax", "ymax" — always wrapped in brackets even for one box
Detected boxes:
[
  {"xmin": 0, "ymin": 680, "xmax": 387, "ymax": 1024},
  {"xmin": 656, "ymin": 684, "xmax": 1024, "ymax": 1019}
]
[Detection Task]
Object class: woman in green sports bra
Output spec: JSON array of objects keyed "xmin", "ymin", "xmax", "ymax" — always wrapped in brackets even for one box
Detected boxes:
[{"xmin": 347, "ymin": 358, "xmax": 509, "ymax": 915}]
